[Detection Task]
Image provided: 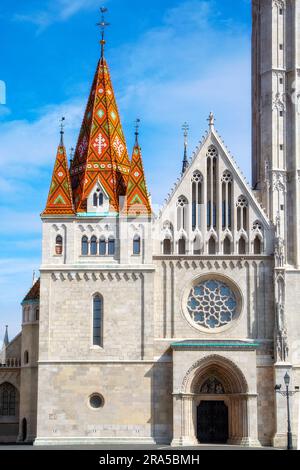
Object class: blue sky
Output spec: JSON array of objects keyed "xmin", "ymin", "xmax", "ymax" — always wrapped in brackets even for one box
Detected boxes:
[{"xmin": 0, "ymin": 0, "xmax": 251, "ymax": 340}]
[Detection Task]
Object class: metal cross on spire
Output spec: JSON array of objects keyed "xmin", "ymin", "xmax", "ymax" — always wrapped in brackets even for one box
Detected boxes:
[
  {"xmin": 181, "ymin": 122, "xmax": 189, "ymax": 176},
  {"xmin": 135, "ymin": 118, "xmax": 141, "ymax": 144},
  {"xmin": 60, "ymin": 116, "xmax": 65, "ymax": 145},
  {"xmin": 97, "ymin": 7, "xmax": 110, "ymax": 58}
]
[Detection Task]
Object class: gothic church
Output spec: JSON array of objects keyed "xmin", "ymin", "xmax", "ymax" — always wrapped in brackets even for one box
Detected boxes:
[{"xmin": 0, "ymin": 0, "xmax": 299, "ymax": 447}]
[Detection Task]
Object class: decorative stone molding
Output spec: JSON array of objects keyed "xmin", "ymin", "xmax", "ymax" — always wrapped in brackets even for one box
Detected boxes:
[
  {"xmin": 273, "ymin": 0, "xmax": 286, "ymax": 10},
  {"xmin": 180, "ymin": 354, "xmax": 248, "ymax": 394},
  {"xmin": 272, "ymin": 171, "xmax": 287, "ymax": 193},
  {"xmin": 272, "ymin": 92, "xmax": 286, "ymax": 112}
]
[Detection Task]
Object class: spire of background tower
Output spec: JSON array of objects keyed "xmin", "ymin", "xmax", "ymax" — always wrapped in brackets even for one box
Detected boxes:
[
  {"xmin": 97, "ymin": 7, "xmax": 110, "ymax": 59},
  {"xmin": 181, "ymin": 122, "xmax": 189, "ymax": 176},
  {"xmin": 135, "ymin": 118, "xmax": 141, "ymax": 145},
  {"xmin": 3, "ymin": 325, "xmax": 9, "ymax": 347}
]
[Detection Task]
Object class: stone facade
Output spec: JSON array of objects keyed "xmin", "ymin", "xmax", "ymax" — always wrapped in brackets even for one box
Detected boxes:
[{"xmin": 1, "ymin": 0, "xmax": 300, "ymax": 448}]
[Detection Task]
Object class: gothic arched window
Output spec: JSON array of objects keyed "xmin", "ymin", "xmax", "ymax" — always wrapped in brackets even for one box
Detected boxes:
[
  {"xmin": 207, "ymin": 146, "xmax": 218, "ymax": 229},
  {"xmin": 81, "ymin": 236, "xmax": 89, "ymax": 256},
  {"xmin": 99, "ymin": 193, "xmax": 104, "ymax": 206},
  {"xmin": 24, "ymin": 351, "xmax": 29, "ymax": 365},
  {"xmin": 237, "ymin": 196, "xmax": 248, "ymax": 231},
  {"xmin": 108, "ymin": 237, "xmax": 115, "ymax": 256},
  {"xmin": 177, "ymin": 196, "xmax": 188, "ymax": 231},
  {"xmin": 222, "ymin": 171, "xmax": 233, "ymax": 230},
  {"xmin": 99, "ymin": 237, "xmax": 106, "ymax": 256},
  {"xmin": 193, "ymin": 235, "xmax": 202, "ymax": 255},
  {"xmin": 93, "ymin": 193, "xmax": 98, "ymax": 207},
  {"xmin": 163, "ymin": 239, "xmax": 172, "ymax": 255},
  {"xmin": 223, "ymin": 237, "xmax": 231, "ymax": 255},
  {"xmin": 93, "ymin": 295, "xmax": 103, "ymax": 347},
  {"xmin": 55, "ymin": 235, "xmax": 63, "ymax": 255},
  {"xmin": 254, "ymin": 236, "xmax": 262, "ymax": 255},
  {"xmin": 0, "ymin": 382, "xmax": 18, "ymax": 416},
  {"xmin": 208, "ymin": 237, "xmax": 216, "ymax": 255},
  {"xmin": 192, "ymin": 171, "xmax": 203, "ymax": 231},
  {"xmin": 133, "ymin": 235, "xmax": 141, "ymax": 255},
  {"xmin": 178, "ymin": 237, "xmax": 186, "ymax": 255},
  {"xmin": 90, "ymin": 236, "xmax": 97, "ymax": 256},
  {"xmin": 238, "ymin": 237, "xmax": 247, "ymax": 255}
]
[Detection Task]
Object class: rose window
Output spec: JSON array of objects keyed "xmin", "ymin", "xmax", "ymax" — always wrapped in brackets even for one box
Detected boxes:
[{"xmin": 187, "ymin": 280, "xmax": 238, "ymax": 329}]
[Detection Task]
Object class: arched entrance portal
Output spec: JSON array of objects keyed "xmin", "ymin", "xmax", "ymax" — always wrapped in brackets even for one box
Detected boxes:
[{"xmin": 172, "ymin": 355, "xmax": 260, "ymax": 447}]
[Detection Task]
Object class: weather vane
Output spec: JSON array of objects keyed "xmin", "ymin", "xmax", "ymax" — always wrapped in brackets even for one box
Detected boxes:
[
  {"xmin": 97, "ymin": 7, "xmax": 110, "ymax": 58},
  {"xmin": 135, "ymin": 118, "xmax": 141, "ymax": 143}
]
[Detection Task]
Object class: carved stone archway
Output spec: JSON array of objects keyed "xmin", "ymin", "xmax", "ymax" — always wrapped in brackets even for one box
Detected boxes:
[{"xmin": 172, "ymin": 355, "xmax": 260, "ymax": 447}]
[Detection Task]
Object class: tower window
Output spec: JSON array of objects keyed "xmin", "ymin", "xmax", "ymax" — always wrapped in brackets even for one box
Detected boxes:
[
  {"xmin": 280, "ymin": 110, "xmax": 284, "ymax": 117},
  {"xmin": 99, "ymin": 193, "xmax": 104, "ymax": 206},
  {"xmin": 93, "ymin": 193, "xmax": 98, "ymax": 207},
  {"xmin": 90, "ymin": 236, "xmax": 97, "ymax": 256},
  {"xmin": 93, "ymin": 295, "xmax": 103, "ymax": 347},
  {"xmin": 238, "ymin": 237, "xmax": 247, "ymax": 255},
  {"xmin": 279, "ymin": 8, "xmax": 283, "ymax": 15},
  {"xmin": 208, "ymin": 237, "xmax": 216, "ymax": 255},
  {"xmin": 99, "ymin": 237, "xmax": 106, "ymax": 256},
  {"xmin": 55, "ymin": 235, "xmax": 63, "ymax": 255},
  {"xmin": 35, "ymin": 308, "xmax": 39, "ymax": 321},
  {"xmin": 81, "ymin": 236, "xmax": 88, "ymax": 256},
  {"xmin": 163, "ymin": 239, "xmax": 172, "ymax": 255},
  {"xmin": 279, "ymin": 78, "xmax": 283, "ymax": 85},
  {"xmin": 133, "ymin": 235, "xmax": 141, "ymax": 255},
  {"xmin": 108, "ymin": 237, "xmax": 115, "ymax": 256},
  {"xmin": 178, "ymin": 237, "xmax": 186, "ymax": 255},
  {"xmin": 279, "ymin": 44, "xmax": 283, "ymax": 50}
]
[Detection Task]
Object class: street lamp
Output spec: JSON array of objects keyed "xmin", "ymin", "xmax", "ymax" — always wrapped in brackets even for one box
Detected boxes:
[{"xmin": 275, "ymin": 371, "xmax": 299, "ymax": 450}]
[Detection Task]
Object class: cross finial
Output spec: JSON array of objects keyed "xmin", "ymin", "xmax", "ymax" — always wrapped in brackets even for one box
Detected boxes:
[
  {"xmin": 97, "ymin": 7, "xmax": 110, "ymax": 58},
  {"xmin": 135, "ymin": 118, "xmax": 141, "ymax": 144},
  {"xmin": 60, "ymin": 116, "xmax": 65, "ymax": 145},
  {"xmin": 207, "ymin": 112, "xmax": 215, "ymax": 129}
]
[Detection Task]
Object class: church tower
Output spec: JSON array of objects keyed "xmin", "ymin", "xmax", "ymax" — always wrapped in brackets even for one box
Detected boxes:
[{"xmin": 252, "ymin": 0, "xmax": 300, "ymax": 268}]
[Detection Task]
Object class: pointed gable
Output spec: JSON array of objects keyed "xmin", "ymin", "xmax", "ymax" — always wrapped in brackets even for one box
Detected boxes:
[
  {"xmin": 125, "ymin": 141, "xmax": 151, "ymax": 216},
  {"xmin": 70, "ymin": 57, "xmax": 131, "ymax": 213},
  {"xmin": 43, "ymin": 143, "xmax": 74, "ymax": 216}
]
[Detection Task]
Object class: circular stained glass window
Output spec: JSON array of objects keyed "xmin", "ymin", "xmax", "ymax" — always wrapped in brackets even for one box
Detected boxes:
[
  {"xmin": 89, "ymin": 394, "xmax": 104, "ymax": 409},
  {"xmin": 187, "ymin": 279, "xmax": 238, "ymax": 329}
]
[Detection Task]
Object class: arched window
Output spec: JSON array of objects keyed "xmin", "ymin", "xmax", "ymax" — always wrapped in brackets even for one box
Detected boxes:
[
  {"xmin": 0, "ymin": 382, "xmax": 18, "ymax": 416},
  {"xmin": 99, "ymin": 237, "xmax": 106, "ymax": 256},
  {"xmin": 254, "ymin": 236, "xmax": 262, "ymax": 255},
  {"xmin": 207, "ymin": 146, "xmax": 218, "ymax": 229},
  {"xmin": 108, "ymin": 237, "xmax": 115, "ymax": 256},
  {"xmin": 238, "ymin": 237, "xmax": 247, "ymax": 255},
  {"xmin": 99, "ymin": 193, "xmax": 104, "ymax": 206},
  {"xmin": 178, "ymin": 237, "xmax": 186, "ymax": 255},
  {"xmin": 81, "ymin": 236, "xmax": 89, "ymax": 256},
  {"xmin": 223, "ymin": 237, "xmax": 231, "ymax": 255},
  {"xmin": 90, "ymin": 236, "xmax": 97, "ymax": 256},
  {"xmin": 237, "ymin": 196, "xmax": 248, "ymax": 231},
  {"xmin": 93, "ymin": 295, "xmax": 103, "ymax": 347},
  {"xmin": 208, "ymin": 237, "xmax": 216, "ymax": 255},
  {"xmin": 93, "ymin": 193, "xmax": 98, "ymax": 207},
  {"xmin": 177, "ymin": 196, "xmax": 188, "ymax": 231},
  {"xmin": 163, "ymin": 239, "xmax": 172, "ymax": 255},
  {"xmin": 35, "ymin": 308, "xmax": 39, "ymax": 321},
  {"xmin": 133, "ymin": 235, "xmax": 141, "ymax": 255},
  {"xmin": 55, "ymin": 235, "xmax": 63, "ymax": 255},
  {"xmin": 192, "ymin": 171, "xmax": 203, "ymax": 231},
  {"xmin": 24, "ymin": 351, "xmax": 29, "ymax": 365},
  {"xmin": 222, "ymin": 171, "xmax": 233, "ymax": 230}
]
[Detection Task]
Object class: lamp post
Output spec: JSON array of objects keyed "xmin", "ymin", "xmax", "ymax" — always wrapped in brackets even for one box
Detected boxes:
[{"xmin": 275, "ymin": 372, "xmax": 299, "ymax": 450}]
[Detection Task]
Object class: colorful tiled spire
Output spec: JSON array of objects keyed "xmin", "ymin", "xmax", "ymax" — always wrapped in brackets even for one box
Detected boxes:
[
  {"xmin": 70, "ymin": 53, "xmax": 131, "ymax": 213},
  {"xmin": 124, "ymin": 121, "xmax": 151, "ymax": 216},
  {"xmin": 43, "ymin": 119, "xmax": 75, "ymax": 215}
]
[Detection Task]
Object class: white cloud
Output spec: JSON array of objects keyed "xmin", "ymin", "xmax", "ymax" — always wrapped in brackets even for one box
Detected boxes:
[{"xmin": 13, "ymin": 0, "xmax": 107, "ymax": 31}]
